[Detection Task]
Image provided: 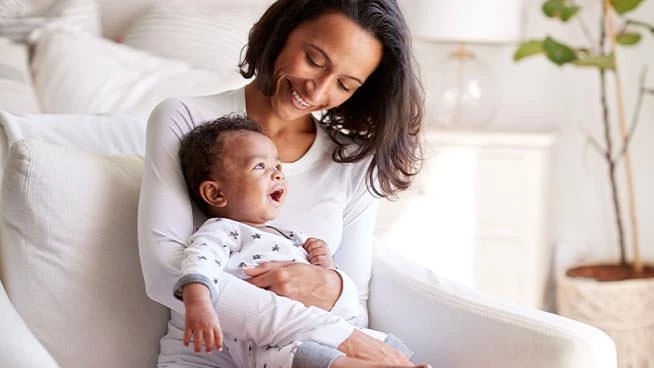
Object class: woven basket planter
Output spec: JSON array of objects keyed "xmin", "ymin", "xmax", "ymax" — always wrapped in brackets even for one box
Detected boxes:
[{"xmin": 557, "ymin": 272, "xmax": 654, "ymax": 368}]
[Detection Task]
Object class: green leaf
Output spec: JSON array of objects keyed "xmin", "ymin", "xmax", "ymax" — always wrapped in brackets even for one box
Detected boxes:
[
  {"xmin": 610, "ymin": 0, "xmax": 644, "ymax": 15},
  {"xmin": 573, "ymin": 53, "xmax": 616, "ymax": 70},
  {"xmin": 560, "ymin": 5, "xmax": 581, "ymax": 21},
  {"xmin": 542, "ymin": 0, "xmax": 566, "ymax": 17},
  {"xmin": 543, "ymin": 37, "xmax": 578, "ymax": 65},
  {"xmin": 513, "ymin": 40, "xmax": 545, "ymax": 61},
  {"xmin": 616, "ymin": 31, "xmax": 642, "ymax": 45},
  {"xmin": 542, "ymin": 0, "xmax": 581, "ymax": 22}
]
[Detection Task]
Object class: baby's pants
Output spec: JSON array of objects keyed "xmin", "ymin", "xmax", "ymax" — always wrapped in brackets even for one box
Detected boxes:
[
  {"xmin": 225, "ymin": 329, "xmax": 411, "ymax": 368},
  {"xmin": 158, "ymin": 313, "xmax": 412, "ymax": 368}
]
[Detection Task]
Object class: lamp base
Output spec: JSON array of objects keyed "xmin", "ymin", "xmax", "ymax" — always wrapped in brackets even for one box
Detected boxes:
[{"xmin": 426, "ymin": 44, "xmax": 500, "ymax": 129}]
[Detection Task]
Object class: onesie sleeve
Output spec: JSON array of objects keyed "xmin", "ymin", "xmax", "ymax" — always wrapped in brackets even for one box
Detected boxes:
[
  {"xmin": 138, "ymin": 97, "xmax": 354, "ymax": 348},
  {"xmin": 331, "ymin": 162, "xmax": 380, "ymax": 328},
  {"xmin": 173, "ymin": 219, "xmax": 235, "ymax": 304}
]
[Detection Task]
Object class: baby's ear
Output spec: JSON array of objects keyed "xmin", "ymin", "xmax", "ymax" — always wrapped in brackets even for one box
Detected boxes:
[{"xmin": 199, "ymin": 180, "xmax": 227, "ymax": 208}]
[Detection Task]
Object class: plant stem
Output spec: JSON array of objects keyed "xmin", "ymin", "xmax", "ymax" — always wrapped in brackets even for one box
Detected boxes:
[
  {"xmin": 599, "ymin": 0, "xmax": 627, "ymax": 265},
  {"xmin": 577, "ymin": 18, "xmax": 597, "ymax": 51},
  {"xmin": 604, "ymin": 0, "xmax": 642, "ymax": 273},
  {"xmin": 625, "ymin": 18, "xmax": 654, "ymax": 34},
  {"xmin": 615, "ymin": 67, "xmax": 648, "ymax": 164},
  {"xmin": 570, "ymin": 0, "xmax": 597, "ymax": 50}
]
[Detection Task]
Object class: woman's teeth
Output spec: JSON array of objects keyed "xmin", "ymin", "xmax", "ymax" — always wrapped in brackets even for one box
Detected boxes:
[{"xmin": 291, "ymin": 88, "xmax": 311, "ymax": 109}]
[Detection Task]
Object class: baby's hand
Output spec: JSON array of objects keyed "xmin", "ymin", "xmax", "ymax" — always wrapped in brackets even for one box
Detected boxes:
[
  {"xmin": 182, "ymin": 283, "xmax": 223, "ymax": 353},
  {"xmin": 303, "ymin": 237, "xmax": 335, "ymax": 268}
]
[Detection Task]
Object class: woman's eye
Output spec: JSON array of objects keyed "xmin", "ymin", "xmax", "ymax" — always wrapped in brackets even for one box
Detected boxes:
[
  {"xmin": 338, "ymin": 80, "xmax": 352, "ymax": 92},
  {"xmin": 305, "ymin": 52, "xmax": 323, "ymax": 68},
  {"xmin": 254, "ymin": 162, "xmax": 265, "ymax": 169}
]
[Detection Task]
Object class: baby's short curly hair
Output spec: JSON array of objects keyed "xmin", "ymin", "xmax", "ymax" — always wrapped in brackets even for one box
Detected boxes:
[{"xmin": 178, "ymin": 114, "xmax": 262, "ymax": 215}]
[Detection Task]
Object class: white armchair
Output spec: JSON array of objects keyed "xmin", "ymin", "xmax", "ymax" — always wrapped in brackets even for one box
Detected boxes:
[{"xmin": 0, "ymin": 113, "xmax": 616, "ymax": 368}]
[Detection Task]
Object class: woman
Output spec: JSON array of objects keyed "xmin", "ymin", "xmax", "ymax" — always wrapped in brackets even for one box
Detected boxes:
[{"xmin": 138, "ymin": 0, "xmax": 423, "ymax": 366}]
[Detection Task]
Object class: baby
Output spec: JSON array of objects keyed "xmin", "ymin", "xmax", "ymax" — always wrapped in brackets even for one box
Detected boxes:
[{"xmin": 177, "ymin": 115, "xmax": 428, "ymax": 368}]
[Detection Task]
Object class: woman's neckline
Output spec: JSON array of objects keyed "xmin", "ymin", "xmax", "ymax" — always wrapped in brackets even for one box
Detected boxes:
[{"xmin": 233, "ymin": 87, "xmax": 326, "ymax": 176}]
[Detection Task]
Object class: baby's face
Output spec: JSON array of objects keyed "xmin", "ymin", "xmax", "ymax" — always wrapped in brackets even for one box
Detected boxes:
[{"xmin": 216, "ymin": 131, "xmax": 287, "ymax": 226}]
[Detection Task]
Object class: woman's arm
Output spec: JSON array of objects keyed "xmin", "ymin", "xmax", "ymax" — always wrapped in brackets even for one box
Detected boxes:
[{"xmin": 137, "ymin": 98, "xmax": 354, "ymax": 348}]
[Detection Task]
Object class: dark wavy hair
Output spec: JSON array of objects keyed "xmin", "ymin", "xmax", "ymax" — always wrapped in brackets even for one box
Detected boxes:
[
  {"xmin": 179, "ymin": 115, "xmax": 263, "ymax": 215},
  {"xmin": 239, "ymin": 0, "xmax": 424, "ymax": 198}
]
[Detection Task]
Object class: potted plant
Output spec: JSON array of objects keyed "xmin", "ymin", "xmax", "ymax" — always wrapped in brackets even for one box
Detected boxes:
[{"xmin": 513, "ymin": 0, "xmax": 654, "ymax": 366}]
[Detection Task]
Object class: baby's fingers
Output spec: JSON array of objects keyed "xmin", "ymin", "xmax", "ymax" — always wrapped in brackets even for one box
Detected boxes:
[
  {"xmin": 194, "ymin": 330, "xmax": 204, "ymax": 353},
  {"xmin": 183, "ymin": 327, "xmax": 192, "ymax": 346},
  {"xmin": 214, "ymin": 327, "xmax": 224, "ymax": 351},
  {"xmin": 204, "ymin": 329, "xmax": 214, "ymax": 353}
]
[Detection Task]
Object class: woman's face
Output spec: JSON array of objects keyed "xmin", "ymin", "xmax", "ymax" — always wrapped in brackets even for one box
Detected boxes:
[{"xmin": 269, "ymin": 11, "xmax": 383, "ymax": 121}]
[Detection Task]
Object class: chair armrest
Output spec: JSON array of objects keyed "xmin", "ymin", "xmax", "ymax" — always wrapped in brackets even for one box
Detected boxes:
[
  {"xmin": 368, "ymin": 244, "xmax": 616, "ymax": 368},
  {"xmin": 0, "ymin": 281, "xmax": 60, "ymax": 368}
]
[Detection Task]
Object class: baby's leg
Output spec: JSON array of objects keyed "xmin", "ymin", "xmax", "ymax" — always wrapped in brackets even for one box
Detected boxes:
[
  {"xmin": 331, "ymin": 358, "xmax": 431, "ymax": 368},
  {"xmin": 252, "ymin": 341, "xmax": 305, "ymax": 368},
  {"xmin": 359, "ymin": 329, "xmax": 414, "ymax": 360}
]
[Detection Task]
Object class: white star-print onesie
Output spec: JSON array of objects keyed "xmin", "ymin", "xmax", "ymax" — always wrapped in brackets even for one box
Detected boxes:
[{"xmin": 174, "ymin": 218, "xmax": 385, "ymax": 368}]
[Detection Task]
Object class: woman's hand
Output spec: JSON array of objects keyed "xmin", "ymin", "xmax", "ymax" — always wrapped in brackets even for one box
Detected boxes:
[
  {"xmin": 244, "ymin": 261, "xmax": 342, "ymax": 310},
  {"xmin": 338, "ymin": 329, "xmax": 413, "ymax": 364}
]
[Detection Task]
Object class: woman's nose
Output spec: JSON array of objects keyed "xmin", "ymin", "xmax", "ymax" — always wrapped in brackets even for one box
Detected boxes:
[{"xmin": 306, "ymin": 75, "xmax": 332, "ymax": 106}]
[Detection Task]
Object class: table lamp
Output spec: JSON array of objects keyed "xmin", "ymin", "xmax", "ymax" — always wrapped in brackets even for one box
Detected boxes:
[{"xmin": 399, "ymin": 0, "xmax": 523, "ymax": 129}]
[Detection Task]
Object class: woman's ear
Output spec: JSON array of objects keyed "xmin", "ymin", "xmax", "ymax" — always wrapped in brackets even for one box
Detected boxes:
[{"xmin": 199, "ymin": 180, "xmax": 227, "ymax": 208}]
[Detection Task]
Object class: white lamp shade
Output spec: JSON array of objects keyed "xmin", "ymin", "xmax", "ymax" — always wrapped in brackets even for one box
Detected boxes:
[{"xmin": 399, "ymin": 0, "xmax": 523, "ymax": 44}]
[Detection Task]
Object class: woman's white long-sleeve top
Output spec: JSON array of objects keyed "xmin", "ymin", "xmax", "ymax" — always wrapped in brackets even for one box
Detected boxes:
[{"xmin": 138, "ymin": 87, "xmax": 379, "ymax": 349}]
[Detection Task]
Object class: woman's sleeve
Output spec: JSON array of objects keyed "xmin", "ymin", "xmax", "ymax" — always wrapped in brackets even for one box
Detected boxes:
[
  {"xmin": 137, "ymin": 99, "xmax": 354, "ymax": 348},
  {"xmin": 331, "ymin": 165, "xmax": 380, "ymax": 328}
]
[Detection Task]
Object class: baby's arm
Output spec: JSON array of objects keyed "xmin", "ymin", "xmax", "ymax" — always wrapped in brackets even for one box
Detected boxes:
[
  {"xmin": 182, "ymin": 283, "xmax": 223, "ymax": 353},
  {"xmin": 176, "ymin": 219, "xmax": 235, "ymax": 353}
]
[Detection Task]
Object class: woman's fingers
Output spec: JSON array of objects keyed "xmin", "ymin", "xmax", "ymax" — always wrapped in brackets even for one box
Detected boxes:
[{"xmin": 242, "ymin": 260, "xmax": 294, "ymax": 278}]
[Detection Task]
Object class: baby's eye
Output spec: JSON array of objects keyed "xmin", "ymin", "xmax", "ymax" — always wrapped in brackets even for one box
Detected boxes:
[
  {"xmin": 254, "ymin": 162, "xmax": 265, "ymax": 169},
  {"xmin": 276, "ymin": 164, "xmax": 283, "ymax": 171}
]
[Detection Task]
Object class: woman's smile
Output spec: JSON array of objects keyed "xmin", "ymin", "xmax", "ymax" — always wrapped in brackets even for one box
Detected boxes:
[{"xmin": 289, "ymin": 84, "xmax": 312, "ymax": 110}]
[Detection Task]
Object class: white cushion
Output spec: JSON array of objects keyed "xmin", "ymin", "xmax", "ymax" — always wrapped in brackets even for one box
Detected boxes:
[
  {"xmin": 123, "ymin": 0, "xmax": 271, "ymax": 72},
  {"xmin": 0, "ymin": 0, "xmax": 100, "ymax": 41},
  {"xmin": 31, "ymin": 27, "xmax": 247, "ymax": 115},
  {"xmin": 0, "ymin": 139, "xmax": 169, "ymax": 368},
  {"xmin": 0, "ymin": 111, "xmax": 147, "ymax": 179},
  {"xmin": 0, "ymin": 38, "xmax": 40, "ymax": 113}
]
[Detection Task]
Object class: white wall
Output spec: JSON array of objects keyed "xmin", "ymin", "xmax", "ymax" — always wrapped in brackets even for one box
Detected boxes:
[{"xmin": 411, "ymin": 0, "xmax": 654, "ymax": 275}]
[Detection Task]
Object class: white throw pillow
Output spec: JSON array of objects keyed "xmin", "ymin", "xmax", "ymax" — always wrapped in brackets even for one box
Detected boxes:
[
  {"xmin": 0, "ymin": 0, "xmax": 100, "ymax": 41},
  {"xmin": 0, "ymin": 139, "xmax": 169, "ymax": 368},
  {"xmin": 0, "ymin": 111, "xmax": 147, "ymax": 172},
  {"xmin": 31, "ymin": 27, "xmax": 247, "ymax": 115},
  {"xmin": 123, "ymin": 0, "xmax": 271, "ymax": 72},
  {"xmin": 0, "ymin": 38, "xmax": 40, "ymax": 113}
]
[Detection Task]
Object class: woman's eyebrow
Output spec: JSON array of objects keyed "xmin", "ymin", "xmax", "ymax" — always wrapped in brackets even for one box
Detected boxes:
[{"xmin": 308, "ymin": 44, "xmax": 364, "ymax": 85}]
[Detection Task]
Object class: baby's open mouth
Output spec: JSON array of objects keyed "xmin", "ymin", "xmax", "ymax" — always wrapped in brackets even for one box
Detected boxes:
[{"xmin": 269, "ymin": 188, "xmax": 285, "ymax": 203}]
